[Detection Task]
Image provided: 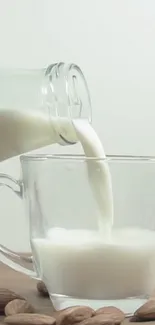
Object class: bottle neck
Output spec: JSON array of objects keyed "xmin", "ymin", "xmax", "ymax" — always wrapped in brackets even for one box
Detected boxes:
[
  {"xmin": 42, "ymin": 62, "xmax": 92, "ymax": 123},
  {"xmin": 0, "ymin": 63, "xmax": 92, "ymax": 153}
]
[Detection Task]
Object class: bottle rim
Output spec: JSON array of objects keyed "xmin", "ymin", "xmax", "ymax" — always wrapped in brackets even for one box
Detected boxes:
[{"xmin": 44, "ymin": 62, "xmax": 92, "ymax": 122}]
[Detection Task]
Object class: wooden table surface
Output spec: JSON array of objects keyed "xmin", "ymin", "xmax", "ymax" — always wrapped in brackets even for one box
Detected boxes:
[
  {"xmin": 0, "ymin": 263, "xmax": 154, "ymax": 325},
  {"xmin": 0, "ymin": 263, "xmax": 54, "ymax": 320}
]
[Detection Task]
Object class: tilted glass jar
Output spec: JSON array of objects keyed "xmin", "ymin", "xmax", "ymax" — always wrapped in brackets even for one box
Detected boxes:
[{"xmin": 0, "ymin": 62, "xmax": 92, "ymax": 161}]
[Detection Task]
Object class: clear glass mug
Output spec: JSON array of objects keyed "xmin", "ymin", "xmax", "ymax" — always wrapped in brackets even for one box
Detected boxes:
[{"xmin": 1, "ymin": 154, "xmax": 155, "ymax": 314}]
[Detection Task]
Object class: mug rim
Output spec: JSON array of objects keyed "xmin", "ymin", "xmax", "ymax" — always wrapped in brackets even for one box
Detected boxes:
[{"xmin": 20, "ymin": 154, "xmax": 155, "ymax": 162}]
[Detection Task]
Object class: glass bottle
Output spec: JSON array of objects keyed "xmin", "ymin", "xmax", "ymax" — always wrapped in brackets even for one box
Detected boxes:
[{"xmin": 0, "ymin": 62, "xmax": 92, "ymax": 161}]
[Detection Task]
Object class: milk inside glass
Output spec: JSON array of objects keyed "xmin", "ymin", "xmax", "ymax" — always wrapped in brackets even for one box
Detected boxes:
[{"xmin": 33, "ymin": 228, "xmax": 155, "ymax": 299}]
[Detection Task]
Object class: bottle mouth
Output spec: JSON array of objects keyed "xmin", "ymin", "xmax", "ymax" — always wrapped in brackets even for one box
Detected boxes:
[
  {"xmin": 65, "ymin": 63, "xmax": 92, "ymax": 122},
  {"xmin": 43, "ymin": 62, "xmax": 92, "ymax": 122}
]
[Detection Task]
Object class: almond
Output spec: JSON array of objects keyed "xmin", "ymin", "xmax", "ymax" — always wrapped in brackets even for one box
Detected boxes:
[
  {"xmin": 4, "ymin": 313, "xmax": 56, "ymax": 325},
  {"xmin": 5, "ymin": 299, "xmax": 35, "ymax": 316},
  {"xmin": 57, "ymin": 306, "xmax": 95, "ymax": 325},
  {"xmin": 37, "ymin": 281, "xmax": 49, "ymax": 297},
  {"xmin": 134, "ymin": 299, "xmax": 155, "ymax": 320},
  {"xmin": 0, "ymin": 289, "xmax": 24, "ymax": 314},
  {"xmin": 130, "ymin": 316, "xmax": 139, "ymax": 322},
  {"xmin": 79, "ymin": 314, "xmax": 114, "ymax": 325},
  {"xmin": 95, "ymin": 307, "xmax": 125, "ymax": 325}
]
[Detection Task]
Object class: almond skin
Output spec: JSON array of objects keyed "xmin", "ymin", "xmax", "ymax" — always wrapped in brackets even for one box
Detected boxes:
[
  {"xmin": 95, "ymin": 307, "xmax": 125, "ymax": 325},
  {"xmin": 57, "ymin": 306, "xmax": 95, "ymax": 325},
  {"xmin": 79, "ymin": 314, "xmax": 114, "ymax": 325},
  {"xmin": 134, "ymin": 299, "xmax": 155, "ymax": 320},
  {"xmin": 0, "ymin": 289, "xmax": 24, "ymax": 314},
  {"xmin": 4, "ymin": 313, "xmax": 56, "ymax": 325},
  {"xmin": 5, "ymin": 299, "xmax": 35, "ymax": 316},
  {"xmin": 37, "ymin": 281, "xmax": 49, "ymax": 297}
]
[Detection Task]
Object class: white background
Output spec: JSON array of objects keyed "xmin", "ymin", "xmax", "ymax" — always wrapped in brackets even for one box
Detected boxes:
[{"xmin": 0, "ymin": 0, "xmax": 155, "ymax": 251}]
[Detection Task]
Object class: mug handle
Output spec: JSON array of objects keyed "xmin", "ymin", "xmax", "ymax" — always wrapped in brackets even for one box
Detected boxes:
[{"xmin": 0, "ymin": 173, "xmax": 37, "ymax": 278}]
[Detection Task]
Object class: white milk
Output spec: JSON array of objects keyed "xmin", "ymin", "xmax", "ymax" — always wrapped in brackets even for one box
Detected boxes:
[
  {"xmin": 32, "ymin": 227, "xmax": 155, "ymax": 299},
  {"xmin": 0, "ymin": 110, "xmax": 78, "ymax": 161}
]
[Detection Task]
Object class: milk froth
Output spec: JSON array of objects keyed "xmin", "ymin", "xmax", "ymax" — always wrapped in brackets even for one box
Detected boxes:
[{"xmin": 33, "ymin": 227, "xmax": 155, "ymax": 299}]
